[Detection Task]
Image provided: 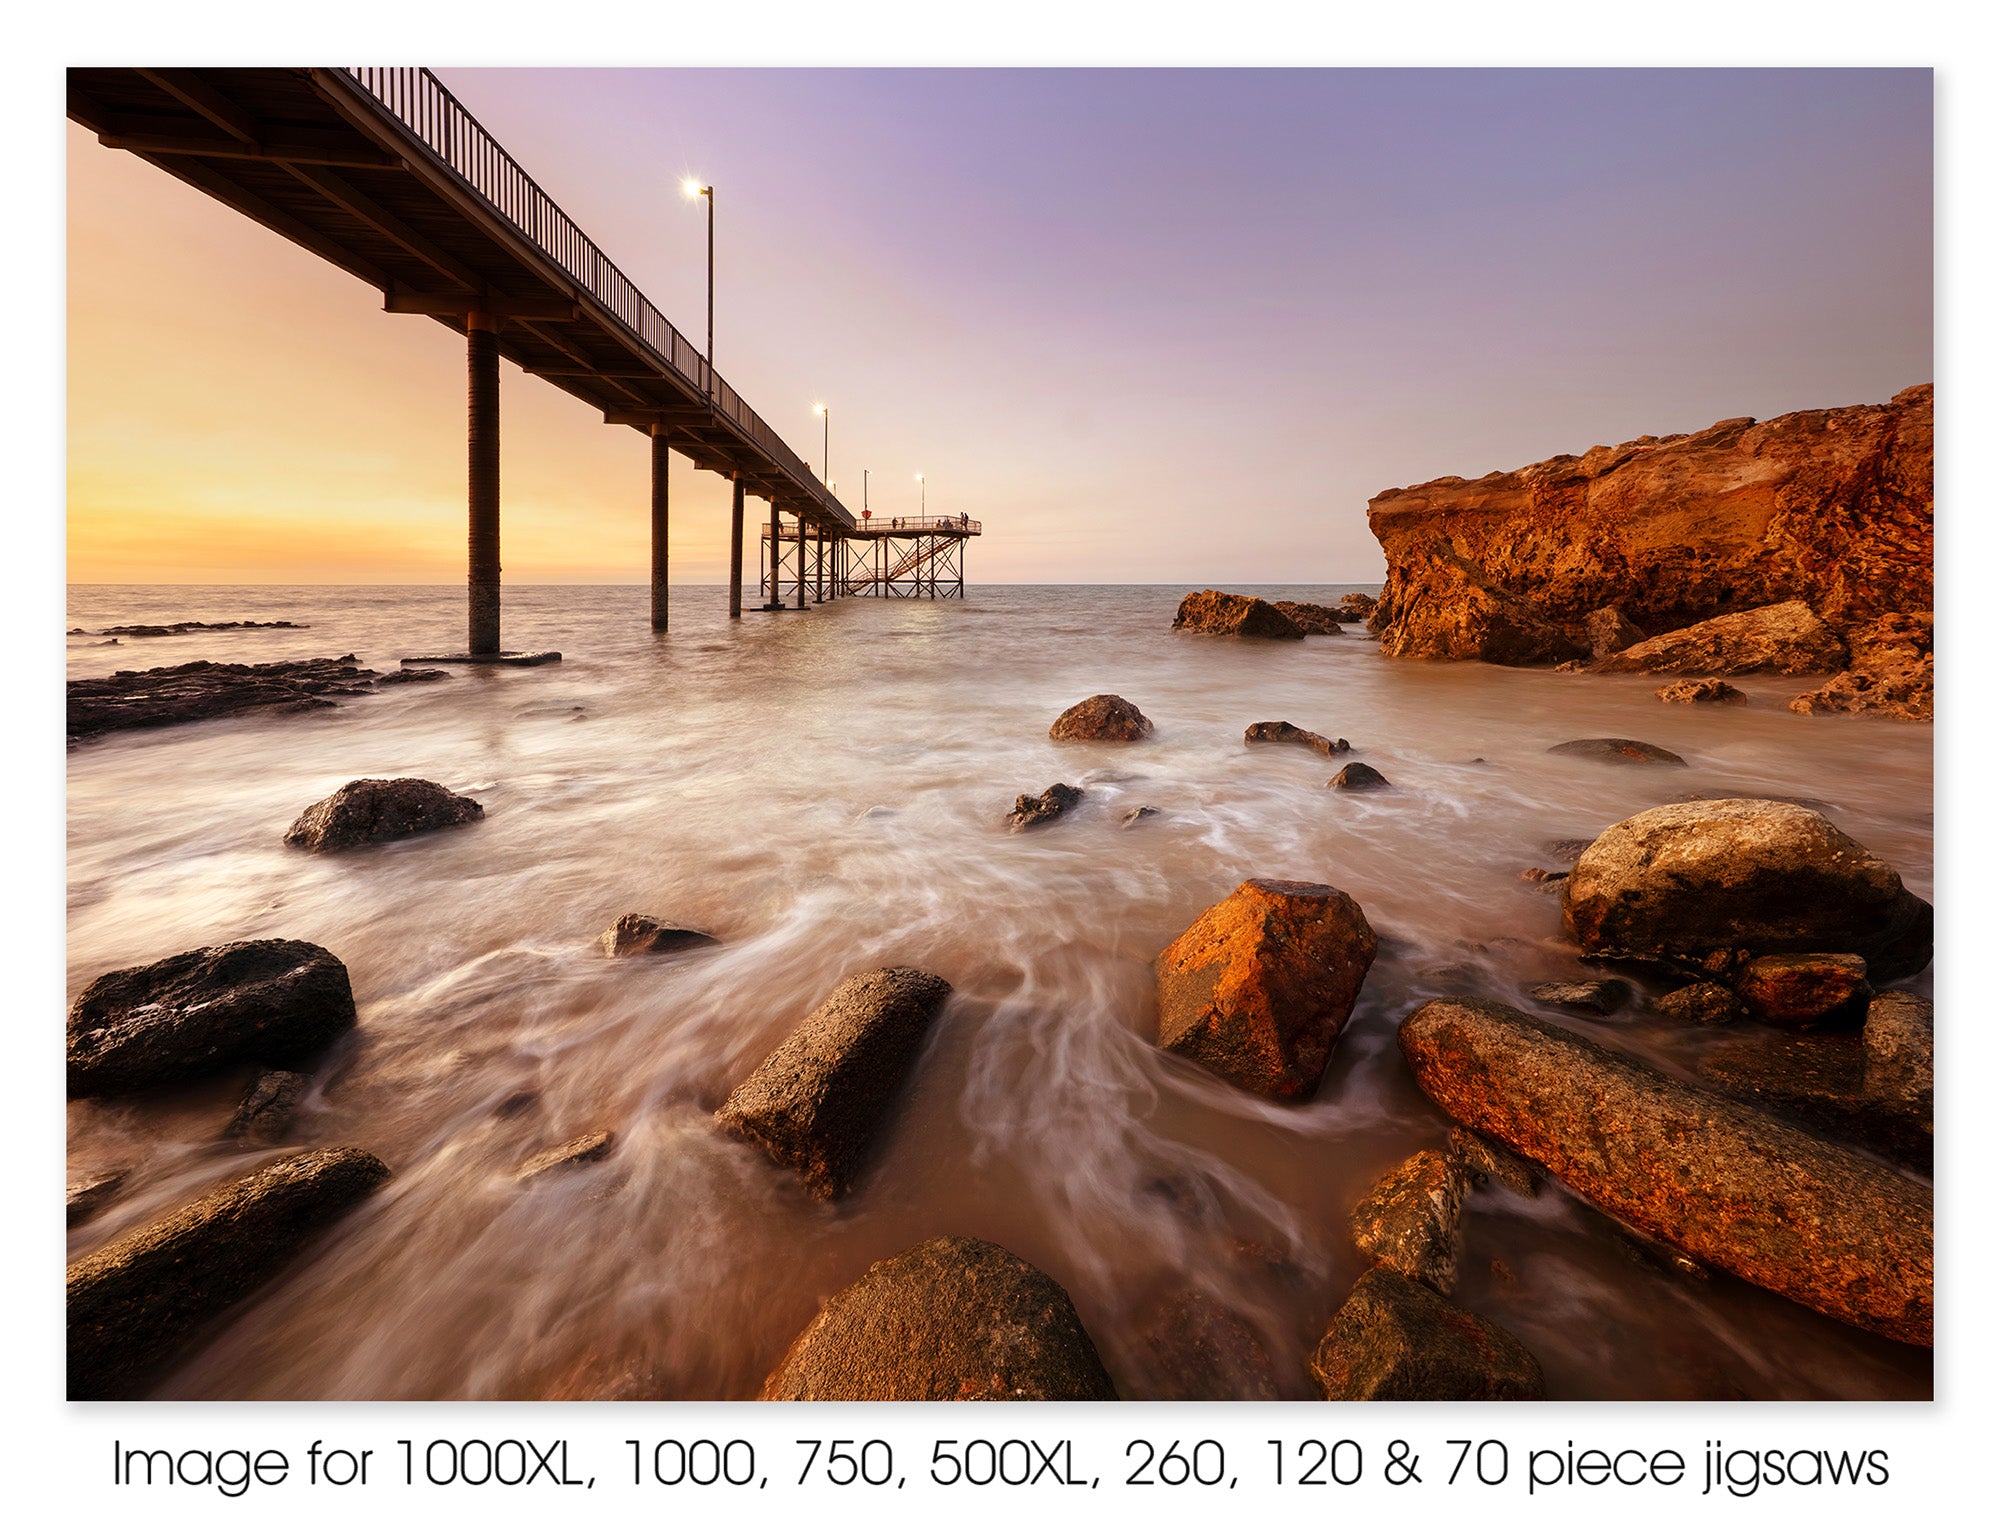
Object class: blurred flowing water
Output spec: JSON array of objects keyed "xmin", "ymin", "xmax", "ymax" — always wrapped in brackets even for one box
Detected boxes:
[{"xmin": 65, "ymin": 583, "xmax": 1934, "ymax": 1400}]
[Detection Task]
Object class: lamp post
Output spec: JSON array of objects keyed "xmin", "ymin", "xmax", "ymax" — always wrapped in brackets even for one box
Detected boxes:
[
  {"xmin": 682, "ymin": 178, "xmax": 714, "ymax": 390},
  {"xmin": 916, "ymin": 472, "xmax": 925, "ymax": 520},
  {"xmin": 814, "ymin": 402, "xmax": 829, "ymax": 484}
]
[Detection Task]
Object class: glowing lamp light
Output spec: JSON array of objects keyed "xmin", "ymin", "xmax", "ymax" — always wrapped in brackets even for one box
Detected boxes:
[{"xmin": 682, "ymin": 177, "xmax": 708, "ymax": 199}]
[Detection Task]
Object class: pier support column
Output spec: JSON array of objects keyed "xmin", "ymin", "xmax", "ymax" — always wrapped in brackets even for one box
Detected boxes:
[
  {"xmin": 650, "ymin": 426, "xmax": 671, "ymax": 632},
  {"xmin": 467, "ymin": 311, "xmax": 501, "ymax": 656},
  {"xmin": 728, "ymin": 476, "xmax": 744, "ymax": 619},
  {"xmin": 814, "ymin": 526, "xmax": 825, "ymax": 602},
  {"xmin": 796, "ymin": 519, "xmax": 808, "ymax": 609},
  {"xmin": 763, "ymin": 499, "xmax": 784, "ymax": 610}
]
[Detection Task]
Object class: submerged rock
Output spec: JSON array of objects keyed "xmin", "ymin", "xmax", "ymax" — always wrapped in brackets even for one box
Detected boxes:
[
  {"xmin": 376, "ymin": 667, "xmax": 449, "ymax": 686},
  {"xmin": 66, "ymin": 1171, "xmax": 127, "ymax": 1228},
  {"xmin": 1561, "ymin": 799, "xmax": 1932, "ymax": 982},
  {"xmin": 1524, "ymin": 978, "xmax": 1631, "ymax": 1015},
  {"xmin": 67, "ymin": 1147, "xmax": 391, "ymax": 1399},
  {"xmin": 760, "ymin": 1235, "xmax": 1117, "ymax": 1400},
  {"xmin": 1328, "ymin": 762, "xmax": 1392, "ymax": 791},
  {"xmin": 1155, "ymin": 880, "xmax": 1378, "ymax": 1100},
  {"xmin": 228, "ymin": 1069, "xmax": 307, "ymax": 1142},
  {"xmin": 1272, "ymin": 600, "xmax": 1345, "ymax": 635},
  {"xmin": 1399, "ymin": 998, "xmax": 1933, "ymax": 1345},
  {"xmin": 284, "ymin": 777, "xmax": 484, "ymax": 852},
  {"xmin": 1245, "ymin": 720, "xmax": 1349, "ymax": 757},
  {"xmin": 1734, "ymin": 952, "xmax": 1872, "ymax": 1027},
  {"xmin": 1139, "ymin": 1289, "xmax": 1280, "ymax": 1400},
  {"xmin": 1654, "ymin": 982, "xmax": 1745, "ymax": 1026},
  {"xmin": 1349, "ymin": 1149, "xmax": 1466, "ymax": 1294},
  {"xmin": 1546, "ymin": 737, "xmax": 1687, "ymax": 766},
  {"xmin": 1594, "ymin": 601, "xmax": 1849, "ymax": 676},
  {"xmin": 716, "ymin": 968, "xmax": 953, "ymax": 1198},
  {"xmin": 1309, "ymin": 1267, "xmax": 1544, "ymax": 1401},
  {"xmin": 1791, "ymin": 611, "xmax": 1934, "ymax": 720},
  {"xmin": 68, "ymin": 655, "xmax": 382, "ymax": 743},
  {"xmin": 1172, "ymin": 590, "xmax": 1304, "ymax": 639},
  {"xmin": 68, "ymin": 939, "xmax": 357, "ymax": 1097},
  {"xmin": 1120, "ymin": 805, "xmax": 1161, "ymax": 828},
  {"xmin": 600, "ymin": 914, "xmax": 719, "ymax": 958},
  {"xmin": 1050, "ymin": 693, "xmax": 1153, "ymax": 741},
  {"xmin": 516, "ymin": 1130, "xmax": 617, "ymax": 1182},
  {"xmin": 1006, "ymin": 782, "xmax": 1083, "ymax": 832},
  {"xmin": 1656, "ymin": 678, "xmax": 1748, "ymax": 706}
]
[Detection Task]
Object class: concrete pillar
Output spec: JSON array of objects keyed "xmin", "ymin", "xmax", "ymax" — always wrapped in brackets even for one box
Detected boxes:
[
  {"xmin": 467, "ymin": 312, "xmax": 501, "ymax": 655},
  {"xmin": 728, "ymin": 476, "xmax": 744, "ymax": 619},
  {"xmin": 650, "ymin": 427, "xmax": 671, "ymax": 632}
]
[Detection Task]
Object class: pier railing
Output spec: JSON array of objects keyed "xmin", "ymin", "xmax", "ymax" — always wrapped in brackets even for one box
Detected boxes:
[{"xmin": 340, "ymin": 67, "xmax": 852, "ymax": 529}]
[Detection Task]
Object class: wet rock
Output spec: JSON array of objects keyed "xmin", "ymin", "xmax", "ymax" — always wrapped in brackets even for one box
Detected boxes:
[
  {"xmin": 1272, "ymin": 600, "xmax": 1345, "ymax": 635},
  {"xmin": 1154, "ymin": 880, "xmax": 1377, "ymax": 1100},
  {"xmin": 376, "ymin": 667, "xmax": 449, "ymax": 685},
  {"xmin": 1399, "ymin": 998, "xmax": 1933, "ymax": 1345},
  {"xmin": 1245, "ymin": 720, "xmax": 1349, "ymax": 757},
  {"xmin": 1695, "ymin": 1033, "xmax": 1931, "ymax": 1174},
  {"xmin": 1337, "ymin": 591, "xmax": 1379, "ymax": 621},
  {"xmin": 1049, "ymin": 693, "xmax": 1153, "ymax": 742},
  {"xmin": 716, "ymin": 968, "xmax": 953, "ymax": 1198},
  {"xmin": 1448, "ymin": 1127, "xmax": 1541, "ymax": 1197},
  {"xmin": 283, "ymin": 777, "xmax": 484, "ymax": 852},
  {"xmin": 1328, "ymin": 762, "xmax": 1392, "ymax": 791},
  {"xmin": 1518, "ymin": 867, "xmax": 1567, "ymax": 885},
  {"xmin": 600, "ymin": 914, "xmax": 719, "ymax": 958},
  {"xmin": 1309, "ymin": 1267, "xmax": 1545, "ymax": 1401},
  {"xmin": 1542, "ymin": 837, "xmax": 1592, "ymax": 864},
  {"xmin": 1562, "ymin": 799, "xmax": 1932, "ymax": 982},
  {"xmin": 98, "ymin": 619, "xmax": 307, "ymax": 636},
  {"xmin": 1546, "ymin": 737, "xmax": 1688, "ymax": 766},
  {"xmin": 1656, "ymin": 678, "xmax": 1748, "ymax": 706},
  {"xmin": 228, "ymin": 1069, "xmax": 307, "ymax": 1142},
  {"xmin": 67, "ymin": 1171, "xmax": 127, "ymax": 1228},
  {"xmin": 1349, "ymin": 1149, "xmax": 1466, "ymax": 1294},
  {"xmin": 1140, "ymin": 1290, "xmax": 1280, "ymax": 1400},
  {"xmin": 1120, "ymin": 805, "xmax": 1161, "ymax": 827},
  {"xmin": 1585, "ymin": 606, "xmax": 1646, "ymax": 658},
  {"xmin": 67, "ymin": 1146, "xmax": 391, "ymax": 1399},
  {"xmin": 760, "ymin": 1235, "xmax": 1117, "ymax": 1400},
  {"xmin": 1791, "ymin": 611, "xmax": 1934, "ymax": 720},
  {"xmin": 1171, "ymin": 590, "xmax": 1304, "ymax": 640},
  {"xmin": 1594, "ymin": 601, "xmax": 1849, "ymax": 676},
  {"xmin": 516, "ymin": 1130, "xmax": 617, "ymax": 1182},
  {"xmin": 1865, "ymin": 990, "xmax": 1934, "ymax": 1117},
  {"xmin": 68, "ymin": 656, "xmax": 382, "ymax": 743},
  {"xmin": 68, "ymin": 939, "xmax": 357, "ymax": 1097},
  {"xmin": 1654, "ymin": 982, "xmax": 1745, "ymax": 1026},
  {"xmin": 1006, "ymin": 782, "xmax": 1083, "ymax": 832},
  {"xmin": 1524, "ymin": 978, "xmax": 1631, "ymax": 1015},
  {"xmin": 1734, "ymin": 952, "xmax": 1872, "ymax": 1028}
]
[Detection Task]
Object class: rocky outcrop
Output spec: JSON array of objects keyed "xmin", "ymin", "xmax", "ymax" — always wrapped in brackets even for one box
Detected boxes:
[
  {"xmin": 228, "ymin": 1069, "xmax": 307, "ymax": 1142},
  {"xmin": 94, "ymin": 619, "xmax": 307, "ymax": 637},
  {"xmin": 1734, "ymin": 953, "xmax": 1872, "ymax": 1027},
  {"xmin": 284, "ymin": 777, "xmax": 483, "ymax": 852},
  {"xmin": 1584, "ymin": 606, "xmax": 1645, "ymax": 658},
  {"xmin": 1006, "ymin": 783, "xmax": 1083, "ymax": 832},
  {"xmin": 1561, "ymin": 799, "xmax": 1932, "ymax": 982},
  {"xmin": 1329, "ymin": 762, "xmax": 1391, "ymax": 791},
  {"xmin": 1272, "ymin": 600, "xmax": 1344, "ymax": 635},
  {"xmin": 1367, "ymin": 386, "xmax": 1932, "ymax": 662},
  {"xmin": 1546, "ymin": 737, "xmax": 1687, "ymax": 766},
  {"xmin": 68, "ymin": 656, "xmax": 384, "ymax": 743},
  {"xmin": 1245, "ymin": 720, "xmax": 1348, "ymax": 757},
  {"xmin": 1050, "ymin": 694, "xmax": 1153, "ymax": 741},
  {"xmin": 1790, "ymin": 611, "xmax": 1934, "ymax": 720},
  {"xmin": 1309, "ymin": 1267, "xmax": 1544, "ymax": 1401},
  {"xmin": 1593, "ymin": 601, "xmax": 1848, "ymax": 677},
  {"xmin": 516, "ymin": 1130, "xmax": 617, "ymax": 1182},
  {"xmin": 1154, "ymin": 880, "xmax": 1377, "ymax": 1100},
  {"xmin": 68, "ymin": 939, "xmax": 357, "ymax": 1097},
  {"xmin": 1657, "ymin": 678, "xmax": 1747, "ymax": 706},
  {"xmin": 1336, "ymin": 592, "xmax": 1379, "ymax": 621},
  {"xmin": 67, "ymin": 1147, "xmax": 391, "ymax": 1398},
  {"xmin": 1139, "ymin": 1290, "xmax": 1280, "ymax": 1400},
  {"xmin": 759, "ymin": 1235, "xmax": 1117, "ymax": 1400},
  {"xmin": 1399, "ymin": 998, "xmax": 1932, "ymax": 1345},
  {"xmin": 716, "ymin": 968, "xmax": 952, "ymax": 1198},
  {"xmin": 1349, "ymin": 1149, "xmax": 1465, "ymax": 1293},
  {"xmin": 1172, "ymin": 590, "xmax": 1304, "ymax": 640},
  {"xmin": 600, "ymin": 914, "xmax": 718, "ymax": 958}
]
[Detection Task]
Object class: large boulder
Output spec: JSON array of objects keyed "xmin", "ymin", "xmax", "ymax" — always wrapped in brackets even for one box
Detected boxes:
[
  {"xmin": 1172, "ymin": 590, "xmax": 1304, "ymax": 639},
  {"xmin": 1734, "ymin": 952, "xmax": 1872, "ymax": 1027},
  {"xmin": 1399, "ymin": 998, "xmax": 1932, "ymax": 1345},
  {"xmin": 1272, "ymin": 600, "xmax": 1344, "ymax": 635},
  {"xmin": 1348, "ymin": 1149, "xmax": 1465, "ymax": 1293},
  {"xmin": 1309, "ymin": 1267, "xmax": 1544, "ymax": 1401},
  {"xmin": 1866, "ymin": 990, "xmax": 1934, "ymax": 1118},
  {"xmin": 1593, "ymin": 601, "xmax": 1848, "ymax": 676},
  {"xmin": 1561, "ymin": 799, "xmax": 1932, "ymax": 982},
  {"xmin": 1154, "ymin": 880, "xmax": 1378, "ymax": 1100},
  {"xmin": 1695, "ymin": 1032, "xmax": 1931, "ymax": 1174},
  {"xmin": 715, "ymin": 968, "xmax": 952, "ymax": 1198},
  {"xmin": 1791, "ymin": 611, "xmax": 1934, "ymax": 720},
  {"xmin": 67, "ymin": 1147, "xmax": 391, "ymax": 1398},
  {"xmin": 283, "ymin": 777, "xmax": 483, "ymax": 852},
  {"xmin": 1050, "ymin": 694, "xmax": 1153, "ymax": 741},
  {"xmin": 759, "ymin": 1235, "xmax": 1117, "ymax": 1400},
  {"xmin": 68, "ymin": 939, "xmax": 357, "ymax": 1097}
]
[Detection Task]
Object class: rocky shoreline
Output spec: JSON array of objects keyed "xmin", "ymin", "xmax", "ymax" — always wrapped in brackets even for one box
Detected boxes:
[{"xmin": 66, "ymin": 656, "xmax": 448, "ymax": 744}]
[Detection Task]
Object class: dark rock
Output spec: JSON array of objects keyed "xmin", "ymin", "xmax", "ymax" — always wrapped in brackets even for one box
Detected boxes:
[
  {"xmin": 1735, "ymin": 952, "xmax": 1872, "ymax": 1027},
  {"xmin": 1171, "ymin": 590, "xmax": 1304, "ymax": 640},
  {"xmin": 68, "ymin": 939, "xmax": 357, "ymax": 1097},
  {"xmin": 1006, "ymin": 782, "xmax": 1083, "ymax": 832},
  {"xmin": 1349, "ymin": 1149, "xmax": 1466, "ymax": 1293},
  {"xmin": 1337, "ymin": 592, "xmax": 1379, "ymax": 621},
  {"xmin": 1050, "ymin": 693, "xmax": 1153, "ymax": 742},
  {"xmin": 98, "ymin": 620, "xmax": 307, "ymax": 637},
  {"xmin": 760, "ymin": 1235, "xmax": 1117, "ymax": 1400},
  {"xmin": 67, "ymin": 1147, "xmax": 390, "ymax": 1398},
  {"xmin": 1139, "ymin": 1290, "xmax": 1280, "ymax": 1400},
  {"xmin": 1518, "ymin": 867, "xmax": 1567, "ymax": 885},
  {"xmin": 228, "ymin": 1069, "xmax": 307, "ymax": 1142},
  {"xmin": 1695, "ymin": 1033, "xmax": 1931, "ymax": 1174},
  {"xmin": 1543, "ymin": 838, "xmax": 1592, "ymax": 864},
  {"xmin": 284, "ymin": 777, "xmax": 483, "ymax": 852},
  {"xmin": 1865, "ymin": 990, "xmax": 1934, "ymax": 1117},
  {"xmin": 1399, "ymin": 998, "xmax": 1933, "ymax": 1344},
  {"xmin": 1272, "ymin": 600, "xmax": 1345, "ymax": 635},
  {"xmin": 516, "ymin": 1130, "xmax": 617, "ymax": 1182},
  {"xmin": 376, "ymin": 667, "xmax": 449, "ymax": 685},
  {"xmin": 1448, "ymin": 1127, "xmax": 1541, "ymax": 1197},
  {"xmin": 1329, "ymin": 762, "xmax": 1391, "ymax": 791},
  {"xmin": 1594, "ymin": 601, "xmax": 1849, "ymax": 676},
  {"xmin": 600, "ymin": 914, "xmax": 719, "ymax": 958},
  {"xmin": 716, "ymin": 968, "xmax": 953, "ymax": 1198},
  {"xmin": 1584, "ymin": 606, "xmax": 1646, "ymax": 658},
  {"xmin": 1525, "ymin": 978, "xmax": 1631, "ymax": 1014},
  {"xmin": 1309, "ymin": 1267, "xmax": 1544, "ymax": 1401},
  {"xmin": 1546, "ymin": 737, "xmax": 1688, "ymax": 766},
  {"xmin": 67, "ymin": 1171, "xmax": 127, "ymax": 1228},
  {"xmin": 1562, "ymin": 799, "xmax": 1932, "ymax": 982},
  {"xmin": 1654, "ymin": 982, "xmax": 1746, "ymax": 1025},
  {"xmin": 1154, "ymin": 880, "xmax": 1377, "ymax": 1100},
  {"xmin": 68, "ymin": 656, "xmax": 382, "ymax": 743},
  {"xmin": 1245, "ymin": 720, "xmax": 1349, "ymax": 757},
  {"xmin": 1657, "ymin": 678, "xmax": 1748, "ymax": 705},
  {"xmin": 1120, "ymin": 806, "xmax": 1161, "ymax": 828}
]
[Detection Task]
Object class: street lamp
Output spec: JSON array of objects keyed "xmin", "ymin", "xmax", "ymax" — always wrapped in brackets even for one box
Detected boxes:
[
  {"xmin": 813, "ymin": 403, "xmax": 829, "ymax": 485},
  {"xmin": 682, "ymin": 177, "xmax": 714, "ymax": 390},
  {"xmin": 915, "ymin": 472, "xmax": 925, "ymax": 519}
]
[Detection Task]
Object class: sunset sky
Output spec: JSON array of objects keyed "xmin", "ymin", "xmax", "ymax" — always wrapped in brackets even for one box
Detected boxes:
[{"xmin": 65, "ymin": 67, "xmax": 1933, "ymax": 585}]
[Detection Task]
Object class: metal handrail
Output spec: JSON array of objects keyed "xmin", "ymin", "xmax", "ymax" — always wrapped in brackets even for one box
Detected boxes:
[{"xmin": 339, "ymin": 67, "xmax": 853, "ymax": 529}]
